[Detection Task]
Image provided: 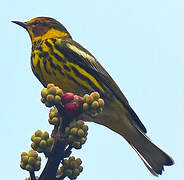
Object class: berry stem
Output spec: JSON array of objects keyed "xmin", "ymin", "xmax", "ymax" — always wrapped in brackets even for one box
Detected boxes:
[
  {"xmin": 30, "ymin": 171, "xmax": 36, "ymax": 180},
  {"xmin": 39, "ymin": 105, "xmax": 74, "ymax": 180}
]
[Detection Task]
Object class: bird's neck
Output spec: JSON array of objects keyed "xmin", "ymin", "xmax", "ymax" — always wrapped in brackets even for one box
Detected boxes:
[{"xmin": 31, "ymin": 28, "xmax": 70, "ymax": 42}]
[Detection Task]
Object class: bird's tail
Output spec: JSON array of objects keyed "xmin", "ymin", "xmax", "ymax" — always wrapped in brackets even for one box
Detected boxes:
[
  {"xmin": 126, "ymin": 125, "xmax": 174, "ymax": 176},
  {"xmin": 90, "ymin": 101, "xmax": 174, "ymax": 176}
]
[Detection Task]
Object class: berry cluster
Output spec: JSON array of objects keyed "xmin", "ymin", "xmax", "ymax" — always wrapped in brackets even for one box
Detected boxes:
[
  {"xmin": 20, "ymin": 150, "xmax": 41, "ymax": 172},
  {"xmin": 48, "ymin": 107, "xmax": 61, "ymax": 126},
  {"xmin": 65, "ymin": 120, "xmax": 88, "ymax": 149},
  {"xmin": 31, "ymin": 130, "xmax": 54, "ymax": 153},
  {"xmin": 41, "ymin": 84, "xmax": 64, "ymax": 107},
  {"xmin": 83, "ymin": 92, "xmax": 104, "ymax": 116},
  {"xmin": 57, "ymin": 156, "xmax": 83, "ymax": 179}
]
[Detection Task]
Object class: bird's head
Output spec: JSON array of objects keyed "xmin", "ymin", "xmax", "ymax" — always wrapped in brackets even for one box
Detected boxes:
[{"xmin": 12, "ymin": 17, "xmax": 71, "ymax": 42}]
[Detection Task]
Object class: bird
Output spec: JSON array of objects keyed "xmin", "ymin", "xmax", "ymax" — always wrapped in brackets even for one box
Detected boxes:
[{"xmin": 12, "ymin": 17, "xmax": 174, "ymax": 176}]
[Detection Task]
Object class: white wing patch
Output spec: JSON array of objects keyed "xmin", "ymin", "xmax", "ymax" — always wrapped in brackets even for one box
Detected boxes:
[{"xmin": 66, "ymin": 43, "xmax": 96, "ymax": 62}]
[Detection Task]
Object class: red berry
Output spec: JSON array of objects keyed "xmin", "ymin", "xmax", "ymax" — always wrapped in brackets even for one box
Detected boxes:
[
  {"xmin": 77, "ymin": 96, "xmax": 84, "ymax": 104},
  {"xmin": 61, "ymin": 93, "xmax": 74, "ymax": 104},
  {"xmin": 64, "ymin": 102, "xmax": 79, "ymax": 117}
]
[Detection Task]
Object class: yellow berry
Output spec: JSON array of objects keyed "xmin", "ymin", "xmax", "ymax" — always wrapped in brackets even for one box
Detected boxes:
[
  {"xmin": 90, "ymin": 91, "xmax": 100, "ymax": 100},
  {"xmin": 47, "ymin": 138, "xmax": 54, "ymax": 146},
  {"xmin": 33, "ymin": 137, "xmax": 41, "ymax": 145},
  {"xmin": 76, "ymin": 120, "xmax": 84, "ymax": 127},
  {"xmin": 21, "ymin": 155, "xmax": 29, "ymax": 163},
  {"xmin": 29, "ymin": 150, "xmax": 38, "ymax": 159},
  {"xmin": 79, "ymin": 166, "xmax": 83, "ymax": 172},
  {"xmin": 77, "ymin": 129, "xmax": 84, "ymax": 137},
  {"xmin": 41, "ymin": 131, "xmax": 49, "ymax": 140},
  {"xmin": 65, "ymin": 169, "xmax": 73, "ymax": 177},
  {"xmin": 41, "ymin": 88, "xmax": 48, "ymax": 98},
  {"xmin": 98, "ymin": 98, "xmax": 104, "ymax": 107},
  {"xmin": 28, "ymin": 157, "xmax": 36, "ymax": 166},
  {"xmin": 91, "ymin": 100, "xmax": 99, "ymax": 109},
  {"xmin": 35, "ymin": 130, "xmax": 42, "ymax": 137},
  {"xmin": 73, "ymin": 168, "xmax": 80, "ymax": 176},
  {"xmin": 25, "ymin": 164, "xmax": 34, "ymax": 171},
  {"xmin": 47, "ymin": 83, "xmax": 55, "ymax": 89},
  {"xmin": 39, "ymin": 140, "xmax": 47, "ymax": 149},
  {"xmin": 46, "ymin": 94, "xmax": 54, "ymax": 102},
  {"xmin": 83, "ymin": 102, "xmax": 89, "ymax": 111},
  {"xmin": 76, "ymin": 158, "xmax": 82, "ymax": 165},
  {"xmin": 82, "ymin": 124, "xmax": 88, "ymax": 132},
  {"xmin": 70, "ymin": 128, "xmax": 78, "ymax": 135}
]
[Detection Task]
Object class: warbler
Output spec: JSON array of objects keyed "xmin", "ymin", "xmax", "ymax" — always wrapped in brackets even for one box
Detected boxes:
[{"xmin": 12, "ymin": 17, "xmax": 174, "ymax": 176}]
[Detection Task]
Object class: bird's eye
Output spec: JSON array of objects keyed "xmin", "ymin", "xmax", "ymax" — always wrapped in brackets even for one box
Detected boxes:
[{"xmin": 33, "ymin": 20, "xmax": 40, "ymax": 25}]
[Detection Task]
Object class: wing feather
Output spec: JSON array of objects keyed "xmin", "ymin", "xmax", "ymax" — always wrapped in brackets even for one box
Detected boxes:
[{"xmin": 56, "ymin": 37, "xmax": 147, "ymax": 133}]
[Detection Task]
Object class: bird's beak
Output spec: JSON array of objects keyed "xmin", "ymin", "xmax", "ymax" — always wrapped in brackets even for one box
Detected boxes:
[{"xmin": 12, "ymin": 21, "xmax": 27, "ymax": 29}]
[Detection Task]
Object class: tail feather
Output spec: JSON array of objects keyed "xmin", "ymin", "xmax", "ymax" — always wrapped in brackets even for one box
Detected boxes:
[
  {"xmin": 79, "ymin": 101, "xmax": 174, "ymax": 175},
  {"xmin": 124, "ymin": 123, "xmax": 174, "ymax": 176}
]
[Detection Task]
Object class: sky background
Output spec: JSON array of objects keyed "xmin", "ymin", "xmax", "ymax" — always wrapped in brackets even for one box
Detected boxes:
[{"xmin": 1, "ymin": 0, "xmax": 183, "ymax": 179}]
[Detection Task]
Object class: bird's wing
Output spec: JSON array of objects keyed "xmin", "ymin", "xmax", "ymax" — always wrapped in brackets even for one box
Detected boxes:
[{"xmin": 56, "ymin": 38, "xmax": 147, "ymax": 133}]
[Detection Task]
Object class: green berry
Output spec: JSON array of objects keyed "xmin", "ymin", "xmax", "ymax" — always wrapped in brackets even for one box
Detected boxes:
[
  {"xmin": 83, "ymin": 102, "xmax": 89, "ymax": 111},
  {"xmin": 20, "ymin": 162, "xmax": 25, "ymax": 169},
  {"xmin": 90, "ymin": 91, "xmax": 100, "ymax": 100},
  {"xmin": 69, "ymin": 156, "xmax": 75, "ymax": 161},
  {"xmin": 31, "ymin": 135, "xmax": 35, "ymax": 141},
  {"xmin": 91, "ymin": 100, "xmax": 99, "ymax": 109},
  {"xmin": 73, "ymin": 141, "xmax": 81, "ymax": 149},
  {"xmin": 33, "ymin": 137, "xmax": 41, "ymax": 145},
  {"xmin": 28, "ymin": 150, "xmax": 38, "ymax": 158},
  {"xmin": 78, "ymin": 166, "xmax": 83, "ymax": 172},
  {"xmin": 65, "ymin": 127, "xmax": 70, "ymax": 134},
  {"xmin": 81, "ymin": 137, "xmax": 87, "ymax": 144},
  {"xmin": 31, "ymin": 142, "xmax": 37, "ymax": 150},
  {"xmin": 70, "ymin": 128, "xmax": 78, "ymax": 135},
  {"xmin": 76, "ymin": 120, "xmax": 84, "ymax": 127},
  {"xmin": 83, "ymin": 94, "xmax": 89, "ymax": 102},
  {"xmin": 48, "ymin": 86, "xmax": 57, "ymax": 95},
  {"xmin": 65, "ymin": 169, "xmax": 73, "ymax": 177},
  {"xmin": 69, "ymin": 121, "xmax": 77, "ymax": 128},
  {"xmin": 56, "ymin": 87, "xmax": 63, "ymax": 96},
  {"xmin": 54, "ymin": 95, "xmax": 61, "ymax": 104},
  {"xmin": 47, "ymin": 83, "xmax": 55, "ymax": 89},
  {"xmin": 47, "ymin": 138, "xmax": 54, "ymax": 146},
  {"xmin": 36, "ymin": 147, "xmax": 44, "ymax": 153},
  {"xmin": 63, "ymin": 159, "xmax": 70, "ymax": 167},
  {"xmin": 25, "ymin": 164, "xmax": 34, "ymax": 171},
  {"xmin": 28, "ymin": 157, "xmax": 36, "ymax": 166},
  {"xmin": 41, "ymin": 97, "xmax": 46, "ymax": 103},
  {"xmin": 41, "ymin": 131, "xmax": 49, "ymax": 140},
  {"xmin": 39, "ymin": 140, "xmax": 47, "ymax": 149},
  {"xmin": 70, "ymin": 161, "xmax": 77, "ymax": 169},
  {"xmin": 77, "ymin": 129, "xmax": 84, "ymax": 137},
  {"xmin": 98, "ymin": 98, "xmax": 104, "ymax": 107},
  {"xmin": 76, "ymin": 158, "xmax": 82, "ymax": 166},
  {"xmin": 41, "ymin": 88, "xmax": 48, "ymax": 98},
  {"xmin": 46, "ymin": 94, "xmax": 54, "ymax": 103},
  {"xmin": 68, "ymin": 135, "xmax": 74, "ymax": 142},
  {"xmin": 82, "ymin": 124, "xmax": 88, "ymax": 132},
  {"xmin": 21, "ymin": 156, "xmax": 29, "ymax": 164},
  {"xmin": 35, "ymin": 130, "xmax": 42, "ymax": 137},
  {"xmin": 37, "ymin": 156, "xmax": 41, "ymax": 161},
  {"xmin": 86, "ymin": 95, "xmax": 93, "ymax": 104},
  {"xmin": 73, "ymin": 168, "xmax": 80, "ymax": 176},
  {"xmin": 21, "ymin": 152, "xmax": 28, "ymax": 157},
  {"xmin": 34, "ymin": 160, "xmax": 41, "ymax": 171}
]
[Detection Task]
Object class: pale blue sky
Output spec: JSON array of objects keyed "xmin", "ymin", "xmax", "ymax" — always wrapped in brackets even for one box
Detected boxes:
[{"xmin": 1, "ymin": 0, "xmax": 183, "ymax": 179}]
